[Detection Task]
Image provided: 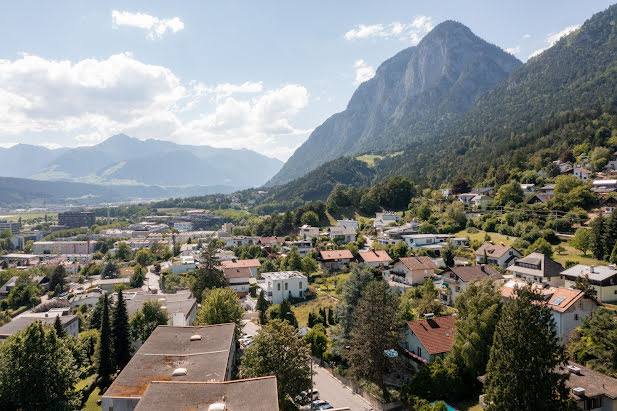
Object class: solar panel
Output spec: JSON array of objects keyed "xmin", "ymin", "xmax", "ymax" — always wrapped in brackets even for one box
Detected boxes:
[{"xmin": 550, "ymin": 296, "xmax": 566, "ymax": 306}]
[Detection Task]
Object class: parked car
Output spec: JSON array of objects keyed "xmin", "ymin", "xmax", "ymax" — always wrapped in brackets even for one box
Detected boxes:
[{"xmin": 305, "ymin": 399, "xmax": 332, "ymax": 410}]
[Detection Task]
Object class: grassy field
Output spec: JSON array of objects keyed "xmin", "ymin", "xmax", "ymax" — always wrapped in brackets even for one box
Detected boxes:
[
  {"xmin": 292, "ymin": 297, "xmax": 338, "ymax": 328},
  {"xmin": 455, "ymin": 229, "xmax": 516, "ymax": 247},
  {"xmin": 84, "ymin": 387, "xmax": 101, "ymax": 411},
  {"xmin": 313, "ymin": 272, "xmax": 350, "ymax": 298},
  {"xmin": 356, "ymin": 154, "xmax": 385, "ymax": 167}
]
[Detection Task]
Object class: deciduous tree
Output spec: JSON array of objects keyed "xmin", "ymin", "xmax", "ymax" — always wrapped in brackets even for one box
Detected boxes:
[{"xmin": 197, "ymin": 288, "xmax": 244, "ymax": 335}]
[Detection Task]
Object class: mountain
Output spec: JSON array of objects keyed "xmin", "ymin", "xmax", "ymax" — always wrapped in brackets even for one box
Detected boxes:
[
  {"xmin": 0, "ymin": 176, "xmax": 236, "ymax": 208},
  {"xmin": 268, "ymin": 20, "xmax": 521, "ymax": 186},
  {"xmin": 0, "ymin": 134, "xmax": 283, "ymax": 189}
]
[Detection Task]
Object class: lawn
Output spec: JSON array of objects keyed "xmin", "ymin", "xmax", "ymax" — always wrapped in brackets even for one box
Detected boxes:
[
  {"xmin": 292, "ymin": 297, "xmax": 337, "ymax": 328},
  {"xmin": 455, "ymin": 230, "xmax": 516, "ymax": 247},
  {"xmin": 83, "ymin": 387, "xmax": 102, "ymax": 411},
  {"xmin": 356, "ymin": 154, "xmax": 385, "ymax": 167},
  {"xmin": 313, "ymin": 272, "xmax": 350, "ymax": 298},
  {"xmin": 75, "ymin": 374, "xmax": 96, "ymax": 391}
]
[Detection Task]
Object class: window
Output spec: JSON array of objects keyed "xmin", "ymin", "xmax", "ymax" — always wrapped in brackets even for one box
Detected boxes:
[
  {"xmin": 575, "ymin": 314, "xmax": 579, "ymax": 321},
  {"xmin": 417, "ymin": 347, "xmax": 422, "ymax": 357},
  {"xmin": 277, "ymin": 283, "xmax": 280, "ymax": 291},
  {"xmin": 299, "ymin": 282, "xmax": 302, "ymax": 289},
  {"xmin": 579, "ymin": 300, "xmax": 583, "ymax": 309},
  {"xmin": 586, "ymin": 397, "xmax": 601, "ymax": 410},
  {"xmin": 285, "ymin": 282, "xmax": 288, "ymax": 290}
]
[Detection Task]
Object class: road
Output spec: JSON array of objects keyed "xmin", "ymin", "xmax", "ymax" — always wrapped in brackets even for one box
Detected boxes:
[
  {"xmin": 142, "ymin": 265, "xmax": 160, "ymax": 292},
  {"xmin": 312, "ymin": 363, "xmax": 375, "ymax": 411}
]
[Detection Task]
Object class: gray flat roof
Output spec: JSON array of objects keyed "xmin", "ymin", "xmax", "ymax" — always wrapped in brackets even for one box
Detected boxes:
[
  {"xmin": 0, "ymin": 315, "xmax": 77, "ymax": 338},
  {"xmin": 104, "ymin": 324, "xmax": 235, "ymax": 399},
  {"xmin": 134, "ymin": 377, "xmax": 279, "ymax": 411},
  {"xmin": 560, "ymin": 264, "xmax": 617, "ymax": 282}
]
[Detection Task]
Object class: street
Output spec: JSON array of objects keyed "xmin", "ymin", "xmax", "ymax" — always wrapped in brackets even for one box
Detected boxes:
[
  {"xmin": 312, "ymin": 363, "xmax": 375, "ymax": 411},
  {"xmin": 142, "ymin": 265, "xmax": 160, "ymax": 292}
]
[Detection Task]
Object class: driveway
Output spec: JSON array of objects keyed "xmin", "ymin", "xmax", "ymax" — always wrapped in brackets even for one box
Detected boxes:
[
  {"xmin": 142, "ymin": 266, "xmax": 160, "ymax": 292},
  {"xmin": 241, "ymin": 319, "xmax": 261, "ymax": 338},
  {"xmin": 312, "ymin": 363, "xmax": 375, "ymax": 411}
]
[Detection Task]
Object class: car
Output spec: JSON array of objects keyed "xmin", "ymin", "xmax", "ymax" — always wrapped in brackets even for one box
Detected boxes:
[
  {"xmin": 317, "ymin": 404, "xmax": 333, "ymax": 410},
  {"xmin": 305, "ymin": 400, "xmax": 328, "ymax": 410},
  {"xmin": 295, "ymin": 389, "xmax": 319, "ymax": 404}
]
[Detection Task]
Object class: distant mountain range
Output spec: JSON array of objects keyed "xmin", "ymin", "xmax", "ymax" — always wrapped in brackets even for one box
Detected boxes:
[
  {"xmin": 268, "ymin": 20, "xmax": 521, "ymax": 186},
  {"xmin": 0, "ymin": 134, "xmax": 283, "ymax": 189}
]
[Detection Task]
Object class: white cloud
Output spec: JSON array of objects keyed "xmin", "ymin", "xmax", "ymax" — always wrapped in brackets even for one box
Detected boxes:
[
  {"xmin": 353, "ymin": 60, "xmax": 375, "ymax": 85},
  {"xmin": 39, "ymin": 142, "xmax": 63, "ymax": 149},
  {"xmin": 112, "ymin": 10, "xmax": 184, "ymax": 39},
  {"xmin": 529, "ymin": 24, "xmax": 580, "ymax": 59},
  {"xmin": 0, "ymin": 142, "xmax": 16, "ymax": 148},
  {"xmin": 0, "ymin": 53, "xmax": 309, "ymax": 159},
  {"xmin": 505, "ymin": 46, "xmax": 520, "ymax": 55},
  {"xmin": 522, "ymin": 33, "xmax": 532, "ymax": 39},
  {"xmin": 344, "ymin": 16, "xmax": 434, "ymax": 44}
]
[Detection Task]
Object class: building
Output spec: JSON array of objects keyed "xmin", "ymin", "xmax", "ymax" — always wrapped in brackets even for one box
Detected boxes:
[
  {"xmin": 402, "ymin": 234, "xmax": 454, "ymax": 251},
  {"xmin": 500, "ymin": 279, "xmax": 598, "ymax": 340},
  {"xmin": 0, "ymin": 220, "xmax": 21, "ymax": 235},
  {"xmin": 457, "ymin": 193, "xmax": 478, "ymax": 205},
  {"xmin": 169, "ymin": 256, "xmax": 197, "ymax": 274},
  {"xmin": 0, "ymin": 314, "xmax": 79, "ymax": 340},
  {"xmin": 173, "ymin": 221, "xmax": 193, "ymax": 232},
  {"xmin": 219, "ymin": 259, "xmax": 261, "ymax": 277},
  {"xmin": 318, "ymin": 249, "xmax": 354, "ymax": 272},
  {"xmin": 57, "ymin": 211, "xmax": 95, "ymax": 228},
  {"xmin": 506, "ymin": 252, "xmax": 564, "ymax": 286},
  {"xmin": 540, "ymin": 184, "xmax": 556, "ymax": 197},
  {"xmin": 520, "ymin": 184, "xmax": 536, "ymax": 195},
  {"xmin": 300, "ymin": 225, "xmax": 319, "ymax": 240},
  {"xmin": 388, "ymin": 256, "xmax": 438, "ymax": 286},
  {"xmin": 474, "ymin": 243, "xmax": 521, "ymax": 268},
  {"xmin": 337, "ymin": 219, "xmax": 359, "ymax": 229},
  {"xmin": 133, "ymin": 377, "xmax": 279, "ymax": 411},
  {"xmin": 565, "ymin": 362, "xmax": 617, "ymax": 411},
  {"xmin": 574, "ymin": 167, "xmax": 592, "ymax": 181},
  {"xmin": 102, "ymin": 324, "xmax": 236, "ymax": 411},
  {"xmin": 358, "ymin": 249, "xmax": 392, "ymax": 268},
  {"xmin": 121, "ymin": 291, "xmax": 198, "ymax": 327},
  {"xmin": 441, "ymin": 265, "xmax": 502, "ymax": 305},
  {"xmin": 329, "ymin": 226, "xmax": 357, "ymax": 244},
  {"xmin": 33, "ymin": 240, "xmax": 95, "ymax": 255},
  {"xmin": 92, "ymin": 277, "xmax": 131, "ymax": 291},
  {"xmin": 259, "ymin": 236, "xmax": 285, "ymax": 247},
  {"xmin": 69, "ymin": 289, "xmax": 103, "ymax": 308},
  {"xmin": 373, "ymin": 212, "xmax": 401, "ymax": 228},
  {"xmin": 257, "ymin": 271, "xmax": 307, "ymax": 305},
  {"xmin": 222, "ymin": 267, "xmax": 252, "ymax": 296},
  {"xmin": 560, "ymin": 264, "xmax": 617, "ymax": 303},
  {"xmin": 284, "ymin": 240, "xmax": 312, "ymax": 257},
  {"xmin": 0, "ymin": 276, "xmax": 19, "ymax": 299},
  {"xmin": 222, "ymin": 236, "xmax": 256, "ymax": 248},
  {"xmin": 402, "ymin": 315, "xmax": 456, "ymax": 368}
]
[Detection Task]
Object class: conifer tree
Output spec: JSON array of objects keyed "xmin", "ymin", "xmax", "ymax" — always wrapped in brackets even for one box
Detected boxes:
[
  {"xmin": 256, "ymin": 291, "xmax": 269, "ymax": 325},
  {"xmin": 484, "ymin": 286, "xmax": 576, "ymax": 410},
  {"xmin": 605, "ymin": 211, "xmax": 617, "ymax": 260},
  {"xmin": 112, "ymin": 290, "xmax": 131, "ymax": 370},
  {"xmin": 308, "ymin": 312, "xmax": 315, "ymax": 328},
  {"xmin": 97, "ymin": 293, "xmax": 114, "ymax": 389},
  {"xmin": 591, "ymin": 215, "xmax": 606, "ymax": 260},
  {"xmin": 53, "ymin": 315, "xmax": 65, "ymax": 338},
  {"xmin": 327, "ymin": 307, "xmax": 335, "ymax": 325}
]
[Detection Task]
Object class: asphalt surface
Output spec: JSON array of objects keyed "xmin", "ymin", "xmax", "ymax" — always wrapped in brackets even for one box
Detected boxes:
[{"xmin": 311, "ymin": 363, "xmax": 375, "ymax": 411}]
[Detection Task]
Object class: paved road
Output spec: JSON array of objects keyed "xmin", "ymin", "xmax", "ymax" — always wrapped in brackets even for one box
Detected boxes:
[
  {"xmin": 241, "ymin": 319, "xmax": 261, "ymax": 338},
  {"xmin": 312, "ymin": 363, "xmax": 375, "ymax": 411},
  {"xmin": 143, "ymin": 266, "xmax": 160, "ymax": 292}
]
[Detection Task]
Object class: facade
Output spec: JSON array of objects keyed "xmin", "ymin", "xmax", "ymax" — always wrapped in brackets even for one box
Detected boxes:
[
  {"xmin": 0, "ymin": 275, "xmax": 19, "ymax": 299},
  {"xmin": 573, "ymin": 167, "xmax": 592, "ymax": 181},
  {"xmin": 0, "ymin": 220, "xmax": 21, "ymax": 235},
  {"xmin": 223, "ymin": 267, "xmax": 252, "ymax": 296},
  {"xmin": 220, "ymin": 259, "xmax": 261, "ymax": 277},
  {"xmin": 33, "ymin": 240, "xmax": 95, "ymax": 255},
  {"xmin": 173, "ymin": 221, "xmax": 193, "ymax": 232},
  {"xmin": 373, "ymin": 212, "xmax": 401, "ymax": 228},
  {"xmin": 402, "ymin": 234, "xmax": 454, "ymax": 250},
  {"xmin": 0, "ymin": 314, "xmax": 78, "ymax": 340},
  {"xmin": 103, "ymin": 324, "xmax": 236, "ymax": 411},
  {"xmin": 258, "ymin": 271, "xmax": 307, "ymax": 305},
  {"xmin": 285, "ymin": 240, "xmax": 312, "ymax": 257},
  {"xmin": 259, "ymin": 236, "xmax": 285, "ymax": 247},
  {"xmin": 300, "ymin": 225, "xmax": 319, "ymax": 240},
  {"xmin": 57, "ymin": 211, "xmax": 95, "ymax": 228},
  {"xmin": 402, "ymin": 316, "xmax": 456, "ymax": 367},
  {"xmin": 169, "ymin": 256, "xmax": 197, "ymax": 274},
  {"xmin": 441, "ymin": 265, "xmax": 502, "ymax": 306},
  {"xmin": 319, "ymin": 249, "xmax": 354, "ymax": 272},
  {"xmin": 337, "ymin": 219, "xmax": 359, "ymax": 229},
  {"xmin": 222, "ymin": 236, "xmax": 256, "ymax": 248},
  {"xmin": 69, "ymin": 289, "xmax": 103, "ymax": 308},
  {"xmin": 388, "ymin": 256, "xmax": 438, "ymax": 286},
  {"xmin": 506, "ymin": 252, "xmax": 564, "ymax": 286},
  {"xmin": 358, "ymin": 249, "xmax": 392, "ymax": 268},
  {"xmin": 474, "ymin": 243, "xmax": 521, "ymax": 268},
  {"xmin": 329, "ymin": 226, "xmax": 357, "ymax": 244},
  {"xmin": 560, "ymin": 264, "xmax": 617, "ymax": 303}
]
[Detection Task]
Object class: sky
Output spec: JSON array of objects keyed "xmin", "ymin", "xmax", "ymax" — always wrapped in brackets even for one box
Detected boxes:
[{"xmin": 0, "ymin": 1, "xmax": 614, "ymax": 160}]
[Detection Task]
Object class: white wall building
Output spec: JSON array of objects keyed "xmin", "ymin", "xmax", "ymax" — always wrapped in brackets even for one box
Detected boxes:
[
  {"xmin": 258, "ymin": 271, "xmax": 307, "ymax": 305},
  {"xmin": 173, "ymin": 222, "xmax": 193, "ymax": 232}
]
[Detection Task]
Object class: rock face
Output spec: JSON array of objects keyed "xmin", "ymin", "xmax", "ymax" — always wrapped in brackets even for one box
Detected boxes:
[{"xmin": 268, "ymin": 21, "xmax": 521, "ymax": 186}]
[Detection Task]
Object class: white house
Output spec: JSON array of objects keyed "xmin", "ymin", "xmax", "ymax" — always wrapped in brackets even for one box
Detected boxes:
[
  {"xmin": 573, "ymin": 167, "xmax": 592, "ymax": 181},
  {"xmin": 337, "ymin": 219, "xmax": 359, "ymax": 229},
  {"xmin": 560, "ymin": 264, "xmax": 617, "ymax": 303},
  {"xmin": 474, "ymin": 243, "xmax": 521, "ymax": 268},
  {"xmin": 329, "ymin": 226, "xmax": 357, "ymax": 244},
  {"xmin": 219, "ymin": 259, "xmax": 261, "ymax": 277},
  {"xmin": 387, "ymin": 256, "xmax": 437, "ymax": 286},
  {"xmin": 506, "ymin": 252, "xmax": 564, "ymax": 286},
  {"xmin": 457, "ymin": 193, "xmax": 477, "ymax": 205},
  {"xmin": 441, "ymin": 265, "xmax": 502, "ymax": 306},
  {"xmin": 170, "ymin": 256, "xmax": 197, "ymax": 274},
  {"xmin": 222, "ymin": 236, "xmax": 256, "ymax": 247},
  {"xmin": 520, "ymin": 184, "xmax": 536, "ymax": 195},
  {"xmin": 300, "ymin": 225, "xmax": 320, "ymax": 240},
  {"xmin": 373, "ymin": 212, "xmax": 401, "ymax": 228},
  {"xmin": 402, "ymin": 315, "xmax": 456, "ymax": 368},
  {"xmin": 401, "ymin": 234, "xmax": 454, "ymax": 250},
  {"xmin": 222, "ymin": 267, "xmax": 251, "ymax": 296},
  {"xmin": 358, "ymin": 249, "xmax": 392, "ymax": 268},
  {"xmin": 173, "ymin": 222, "xmax": 193, "ymax": 232},
  {"xmin": 284, "ymin": 240, "xmax": 312, "ymax": 257},
  {"xmin": 258, "ymin": 271, "xmax": 307, "ymax": 304}
]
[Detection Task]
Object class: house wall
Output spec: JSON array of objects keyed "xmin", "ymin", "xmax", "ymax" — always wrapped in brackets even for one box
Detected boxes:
[
  {"xmin": 403, "ymin": 328, "xmax": 432, "ymax": 363},
  {"xmin": 552, "ymin": 298, "xmax": 597, "ymax": 341},
  {"xmin": 64, "ymin": 318, "xmax": 79, "ymax": 339},
  {"xmin": 564, "ymin": 279, "xmax": 617, "ymax": 303},
  {"xmin": 228, "ymin": 277, "xmax": 251, "ymax": 294},
  {"xmin": 170, "ymin": 263, "xmax": 197, "ymax": 275},
  {"xmin": 263, "ymin": 277, "xmax": 306, "ymax": 305},
  {"xmin": 320, "ymin": 259, "xmax": 351, "ymax": 272},
  {"xmin": 391, "ymin": 262, "xmax": 435, "ymax": 286}
]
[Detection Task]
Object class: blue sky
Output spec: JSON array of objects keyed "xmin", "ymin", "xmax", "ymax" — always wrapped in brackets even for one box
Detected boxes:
[{"xmin": 0, "ymin": 1, "xmax": 613, "ymax": 159}]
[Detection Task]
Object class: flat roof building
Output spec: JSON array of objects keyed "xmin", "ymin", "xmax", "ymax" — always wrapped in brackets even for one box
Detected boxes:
[{"xmin": 58, "ymin": 211, "xmax": 95, "ymax": 229}]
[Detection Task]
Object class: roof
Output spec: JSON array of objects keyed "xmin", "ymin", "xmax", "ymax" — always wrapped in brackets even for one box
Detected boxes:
[
  {"xmin": 358, "ymin": 249, "xmax": 392, "ymax": 263},
  {"xmin": 319, "ymin": 249, "xmax": 354, "ymax": 260},
  {"xmin": 566, "ymin": 362, "xmax": 617, "ymax": 399},
  {"xmin": 123, "ymin": 291, "xmax": 197, "ymax": 319},
  {"xmin": 474, "ymin": 243, "xmax": 519, "ymax": 259},
  {"xmin": 261, "ymin": 271, "xmax": 306, "ymax": 280},
  {"xmin": 329, "ymin": 226, "xmax": 357, "ymax": 236},
  {"xmin": 104, "ymin": 324, "xmax": 235, "ymax": 399},
  {"xmin": 446, "ymin": 265, "xmax": 501, "ymax": 283},
  {"xmin": 223, "ymin": 267, "xmax": 252, "ymax": 279},
  {"xmin": 134, "ymin": 377, "xmax": 279, "ymax": 411},
  {"xmin": 541, "ymin": 184, "xmax": 556, "ymax": 190},
  {"xmin": 398, "ymin": 256, "xmax": 437, "ymax": 271},
  {"xmin": 0, "ymin": 276, "xmax": 19, "ymax": 294},
  {"xmin": 500, "ymin": 280, "xmax": 590, "ymax": 313},
  {"xmin": 220, "ymin": 259, "xmax": 261, "ymax": 269},
  {"xmin": 561, "ymin": 264, "xmax": 617, "ymax": 282},
  {"xmin": 507, "ymin": 252, "xmax": 564, "ymax": 278},
  {"xmin": 407, "ymin": 316, "xmax": 456, "ymax": 355},
  {"xmin": 259, "ymin": 236, "xmax": 285, "ymax": 245},
  {"xmin": 0, "ymin": 315, "xmax": 77, "ymax": 338},
  {"xmin": 593, "ymin": 179, "xmax": 617, "ymax": 186}
]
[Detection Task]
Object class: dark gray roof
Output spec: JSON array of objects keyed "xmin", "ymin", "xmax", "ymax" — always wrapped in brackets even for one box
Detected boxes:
[
  {"xmin": 134, "ymin": 377, "xmax": 279, "ymax": 411},
  {"xmin": 104, "ymin": 324, "xmax": 235, "ymax": 399},
  {"xmin": 0, "ymin": 276, "xmax": 19, "ymax": 295},
  {"xmin": 0, "ymin": 315, "xmax": 77, "ymax": 338}
]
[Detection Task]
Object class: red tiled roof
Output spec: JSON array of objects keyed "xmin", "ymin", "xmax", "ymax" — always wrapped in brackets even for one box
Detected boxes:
[
  {"xmin": 407, "ymin": 316, "xmax": 456, "ymax": 355},
  {"xmin": 358, "ymin": 250, "xmax": 392, "ymax": 263},
  {"xmin": 222, "ymin": 267, "xmax": 252, "ymax": 279},
  {"xmin": 320, "ymin": 249, "xmax": 354, "ymax": 260},
  {"xmin": 399, "ymin": 256, "xmax": 437, "ymax": 271},
  {"xmin": 259, "ymin": 236, "xmax": 285, "ymax": 245},
  {"xmin": 220, "ymin": 259, "xmax": 261, "ymax": 269},
  {"xmin": 500, "ymin": 279, "xmax": 588, "ymax": 313},
  {"xmin": 474, "ymin": 243, "xmax": 519, "ymax": 259}
]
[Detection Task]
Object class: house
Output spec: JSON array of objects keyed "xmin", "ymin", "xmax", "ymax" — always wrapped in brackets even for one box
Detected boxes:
[
  {"xmin": 373, "ymin": 212, "xmax": 401, "ymax": 228},
  {"xmin": 388, "ymin": 256, "xmax": 438, "ymax": 286},
  {"xmin": 377, "ymin": 222, "xmax": 420, "ymax": 245},
  {"xmin": 471, "ymin": 187, "xmax": 495, "ymax": 196},
  {"xmin": 450, "ymin": 237, "xmax": 469, "ymax": 248},
  {"xmin": 337, "ymin": 219, "xmax": 359, "ymax": 229},
  {"xmin": 560, "ymin": 264, "xmax": 617, "ymax": 303},
  {"xmin": 92, "ymin": 277, "xmax": 131, "ymax": 291},
  {"xmin": 506, "ymin": 252, "xmax": 564, "ymax": 286},
  {"xmin": 441, "ymin": 265, "xmax": 502, "ymax": 305},
  {"xmin": 592, "ymin": 179, "xmax": 617, "ymax": 189},
  {"xmin": 602, "ymin": 196, "xmax": 617, "ymax": 215},
  {"xmin": 222, "ymin": 267, "xmax": 252, "ymax": 296},
  {"xmin": 318, "ymin": 249, "xmax": 354, "ymax": 272},
  {"xmin": 527, "ymin": 194, "xmax": 550, "ymax": 204},
  {"xmin": 474, "ymin": 243, "xmax": 521, "ymax": 268},
  {"xmin": 471, "ymin": 195, "xmax": 493, "ymax": 208},
  {"xmin": 0, "ymin": 275, "xmax": 19, "ymax": 299},
  {"xmin": 358, "ymin": 249, "xmax": 392, "ymax": 268},
  {"xmin": 329, "ymin": 226, "xmax": 357, "ymax": 244},
  {"xmin": 500, "ymin": 279, "xmax": 598, "ymax": 340},
  {"xmin": 0, "ymin": 314, "xmax": 79, "ymax": 340},
  {"xmin": 457, "ymin": 193, "xmax": 477, "ymax": 205},
  {"xmin": 574, "ymin": 167, "xmax": 592, "ymax": 181},
  {"xmin": 553, "ymin": 161, "xmax": 573, "ymax": 173},
  {"xmin": 441, "ymin": 188, "xmax": 453, "ymax": 197},
  {"xmin": 540, "ymin": 184, "xmax": 556, "ymax": 197},
  {"xmin": 219, "ymin": 259, "xmax": 261, "ymax": 277},
  {"xmin": 169, "ymin": 256, "xmax": 197, "ymax": 274},
  {"xmin": 520, "ymin": 184, "xmax": 536, "ymax": 195},
  {"xmin": 133, "ymin": 377, "xmax": 279, "ymax": 411},
  {"xmin": 33, "ymin": 240, "xmax": 95, "ymax": 255},
  {"xmin": 0, "ymin": 253, "xmax": 40, "ymax": 267},
  {"xmin": 173, "ymin": 222, "xmax": 193, "ymax": 232},
  {"xmin": 69, "ymin": 288, "xmax": 103, "ymax": 308},
  {"xmin": 402, "ymin": 315, "xmax": 456, "ymax": 368},
  {"xmin": 402, "ymin": 234, "xmax": 454, "ymax": 250},
  {"xmin": 564, "ymin": 362, "xmax": 617, "ymax": 411},
  {"xmin": 118, "ymin": 291, "xmax": 198, "ymax": 327},
  {"xmin": 259, "ymin": 236, "xmax": 285, "ymax": 247},
  {"xmin": 300, "ymin": 225, "xmax": 319, "ymax": 240},
  {"xmin": 284, "ymin": 240, "xmax": 312, "ymax": 257},
  {"xmin": 102, "ymin": 324, "xmax": 236, "ymax": 411},
  {"xmin": 257, "ymin": 271, "xmax": 307, "ymax": 305},
  {"xmin": 222, "ymin": 236, "xmax": 256, "ymax": 248}
]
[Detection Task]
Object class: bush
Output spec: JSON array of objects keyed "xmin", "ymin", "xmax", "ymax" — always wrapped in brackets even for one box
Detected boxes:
[
  {"xmin": 467, "ymin": 227, "xmax": 479, "ymax": 234},
  {"xmin": 565, "ymin": 260, "xmax": 578, "ymax": 269}
]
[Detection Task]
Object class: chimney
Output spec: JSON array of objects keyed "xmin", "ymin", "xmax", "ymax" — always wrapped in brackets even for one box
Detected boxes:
[
  {"xmin": 590, "ymin": 266, "xmax": 595, "ymax": 273},
  {"xmin": 424, "ymin": 313, "xmax": 434, "ymax": 320}
]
